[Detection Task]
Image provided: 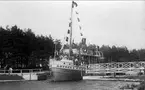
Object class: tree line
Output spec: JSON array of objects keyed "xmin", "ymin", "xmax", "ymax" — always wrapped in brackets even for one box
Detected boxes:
[
  {"xmin": 0, "ymin": 25, "xmax": 56, "ymax": 69},
  {"xmin": 62, "ymin": 41, "xmax": 145, "ymax": 63},
  {"xmin": 99, "ymin": 45, "xmax": 145, "ymax": 63},
  {"xmin": 0, "ymin": 25, "xmax": 145, "ymax": 69}
]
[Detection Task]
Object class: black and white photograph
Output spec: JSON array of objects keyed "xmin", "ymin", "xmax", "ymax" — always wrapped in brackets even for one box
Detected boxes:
[{"xmin": 0, "ymin": 0, "xmax": 145, "ymax": 90}]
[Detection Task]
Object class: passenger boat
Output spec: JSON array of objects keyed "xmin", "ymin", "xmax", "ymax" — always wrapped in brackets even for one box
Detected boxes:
[{"xmin": 49, "ymin": 1, "xmax": 86, "ymax": 81}]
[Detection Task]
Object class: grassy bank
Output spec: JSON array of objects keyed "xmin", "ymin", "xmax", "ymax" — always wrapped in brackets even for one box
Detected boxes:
[
  {"xmin": 123, "ymin": 75, "xmax": 145, "ymax": 90},
  {"xmin": 117, "ymin": 75, "xmax": 145, "ymax": 90},
  {"xmin": 136, "ymin": 75, "xmax": 145, "ymax": 90}
]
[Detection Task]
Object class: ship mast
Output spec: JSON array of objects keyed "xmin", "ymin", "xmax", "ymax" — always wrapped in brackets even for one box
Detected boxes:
[{"xmin": 69, "ymin": 1, "xmax": 73, "ymax": 59}]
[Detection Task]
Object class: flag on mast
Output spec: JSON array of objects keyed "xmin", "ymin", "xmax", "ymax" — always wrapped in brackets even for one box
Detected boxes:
[
  {"xmin": 76, "ymin": 11, "xmax": 79, "ymax": 14},
  {"xmin": 69, "ymin": 22, "xmax": 72, "ymax": 27},
  {"xmin": 67, "ymin": 30, "xmax": 70, "ymax": 34},
  {"xmin": 72, "ymin": 1, "xmax": 78, "ymax": 8},
  {"xmin": 66, "ymin": 37, "xmax": 69, "ymax": 42},
  {"xmin": 79, "ymin": 26, "xmax": 81, "ymax": 30},
  {"xmin": 77, "ymin": 18, "xmax": 80, "ymax": 22}
]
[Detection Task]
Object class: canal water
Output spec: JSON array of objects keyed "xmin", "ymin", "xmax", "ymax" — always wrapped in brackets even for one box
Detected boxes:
[{"xmin": 0, "ymin": 80, "xmax": 139, "ymax": 90}]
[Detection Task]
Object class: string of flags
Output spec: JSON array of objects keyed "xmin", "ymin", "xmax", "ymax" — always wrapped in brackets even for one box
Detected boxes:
[
  {"xmin": 65, "ymin": 1, "xmax": 84, "ymax": 43},
  {"xmin": 72, "ymin": 1, "xmax": 78, "ymax": 8},
  {"xmin": 76, "ymin": 11, "xmax": 83, "ymax": 37}
]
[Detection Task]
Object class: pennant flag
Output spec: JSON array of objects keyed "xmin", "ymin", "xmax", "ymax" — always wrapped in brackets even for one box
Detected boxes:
[
  {"xmin": 97, "ymin": 46, "xmax": 100, "ymax": 51},
  {"xmin": 79, "ymin": 26, "xmax": 81, "ymax": 30},
  {"xmin": 80, "ymin": 33, "xmax": 83, "ymax": 36},
  {"xmin": 72, "ymin": 39, "xmax": 75, "ymax": 45},
  {"xmin": 72, "ymin": 1, "xmax": 78, "ymax": 8},
  {"xmin": 77, "ymin": 18, "xmax": 80, "ymax": 22},
  {"xmin": 66, "ymin": 37, "xmax": 69, "ymax": 42},
  {"xmin": 67, "ymin": 30, "xmax": 70, "ymax": 34},
  {"xmin": 76, "ymin": 11, "xmax": 79, "ymax": 14},
  {"xmin": 69, "ymin": 22, "xmax": 72, "ymax": 27},
  {"xmin": 72, "ymin": 39, "xmax": 74, "ymax": 43},
  {"xmin": 82, "ymin": 38, "xmax": 86, "ymax": 44}
]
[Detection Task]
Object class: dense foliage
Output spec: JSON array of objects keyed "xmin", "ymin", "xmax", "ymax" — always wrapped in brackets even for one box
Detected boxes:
[
  {"xmin": 0, "ymin": 25, "xmax": 56, "ymax": 69},
  {"xmin": 0, "ymin": 25, "xmax": 145, "ymax": 69},
  {"xmin": 99, "ymin": 45, "xmax": 145, "ymax": 63}
]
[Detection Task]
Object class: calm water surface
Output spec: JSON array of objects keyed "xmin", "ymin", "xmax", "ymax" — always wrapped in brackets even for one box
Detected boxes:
[{"xmin": 0, "ymin": 80, "xmax": 139, "ymax": 90}]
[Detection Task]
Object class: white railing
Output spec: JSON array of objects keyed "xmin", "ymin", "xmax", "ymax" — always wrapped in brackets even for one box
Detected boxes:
[
  {"xmin": 88, "ymin": 61, "xmax": 145, "ymax": 69},
  {"xmin": 86, "ymin": 61, "xmax": 145, "ymax": 75}
]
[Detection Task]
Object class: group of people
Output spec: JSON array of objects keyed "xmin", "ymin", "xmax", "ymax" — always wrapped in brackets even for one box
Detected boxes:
[{"xmin": 51, "ymin": 53, "xmax": 83, "ymax": 65}]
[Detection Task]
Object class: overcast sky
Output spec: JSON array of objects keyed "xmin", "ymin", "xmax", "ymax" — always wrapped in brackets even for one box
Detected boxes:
[{"xmin": 0, "ymin": 1, "xmax": 145, "ymax": 50}]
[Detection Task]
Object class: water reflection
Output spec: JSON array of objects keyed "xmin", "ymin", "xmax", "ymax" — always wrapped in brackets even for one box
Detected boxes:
[{"xmin": 0, "ymin": 80, "xmax": 139, "ymax": 90}]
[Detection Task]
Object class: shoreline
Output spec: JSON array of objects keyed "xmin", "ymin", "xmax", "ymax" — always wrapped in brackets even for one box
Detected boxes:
[
  {"xmin": 83, "ymin": 76, "xmax": 143, "ymax": 82},
  {"xmin": 0, "ymin": 75, "xmax": 143, "ymax": 82}
]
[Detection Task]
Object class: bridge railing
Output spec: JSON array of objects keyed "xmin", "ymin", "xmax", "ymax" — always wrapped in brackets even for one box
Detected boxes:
[
  {"xmin": 86, "ymin": 61, "xmax": 145, "ymax": 75},
  {"xmin": 88, "ymin": 61, "xmax": 145, "ymax": 69}
]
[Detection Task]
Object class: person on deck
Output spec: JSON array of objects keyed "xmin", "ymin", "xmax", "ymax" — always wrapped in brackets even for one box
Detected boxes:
[{"xmin": 75, "ymin": 58, "xmax": 78, "ymax": 65}]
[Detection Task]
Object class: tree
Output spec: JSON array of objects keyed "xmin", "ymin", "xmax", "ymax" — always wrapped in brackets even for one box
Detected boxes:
[{"xmin": 0, "ymin": 25, "xmax": 55, "ymax": 69}]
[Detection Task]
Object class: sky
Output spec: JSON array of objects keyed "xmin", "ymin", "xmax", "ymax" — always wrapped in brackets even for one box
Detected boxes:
[{"xmin": 0, "ymin": 1, "xmax": 145, "ymax": 50}]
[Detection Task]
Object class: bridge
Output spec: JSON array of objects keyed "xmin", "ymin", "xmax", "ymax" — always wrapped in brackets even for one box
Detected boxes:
[{"xmin": 86, "ymin": 61, "xmax": 145, "ymax": 75}]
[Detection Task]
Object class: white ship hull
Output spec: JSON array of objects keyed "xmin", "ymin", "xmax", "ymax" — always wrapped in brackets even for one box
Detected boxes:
[{"xmin": 50, "ymin": 67, "xmax": 85, "ymax": 81}]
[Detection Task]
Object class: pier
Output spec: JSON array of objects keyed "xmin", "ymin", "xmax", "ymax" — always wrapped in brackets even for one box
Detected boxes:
[{"xmin": 0, "ymin": 69, "xmax": 51, "ymax": 81}]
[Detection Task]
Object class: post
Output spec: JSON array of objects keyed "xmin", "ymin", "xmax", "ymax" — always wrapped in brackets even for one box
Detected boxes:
[
  {"xmin": 54, "ymin": 41, "xmax": 57, "ymax": 59},
  {"xmin": 29, "ymin": 69, "xmax": 31, "ymax": 80},
  {"xmin": 113, "ymin": 72, "xmax": 116, "ymax": 77},
  {"xmin": 21, "ymin": 70, "xmax": 23, "ymax": 76}
]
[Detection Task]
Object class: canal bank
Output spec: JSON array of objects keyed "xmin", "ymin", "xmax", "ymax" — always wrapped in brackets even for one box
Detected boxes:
[
  {"xmin": 83, "ymin": 76, "xmax": 143, "ymax": 82},
  {"xmin": 0, "ymin": 79, "xmax": 140, "ymax": 90}
]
